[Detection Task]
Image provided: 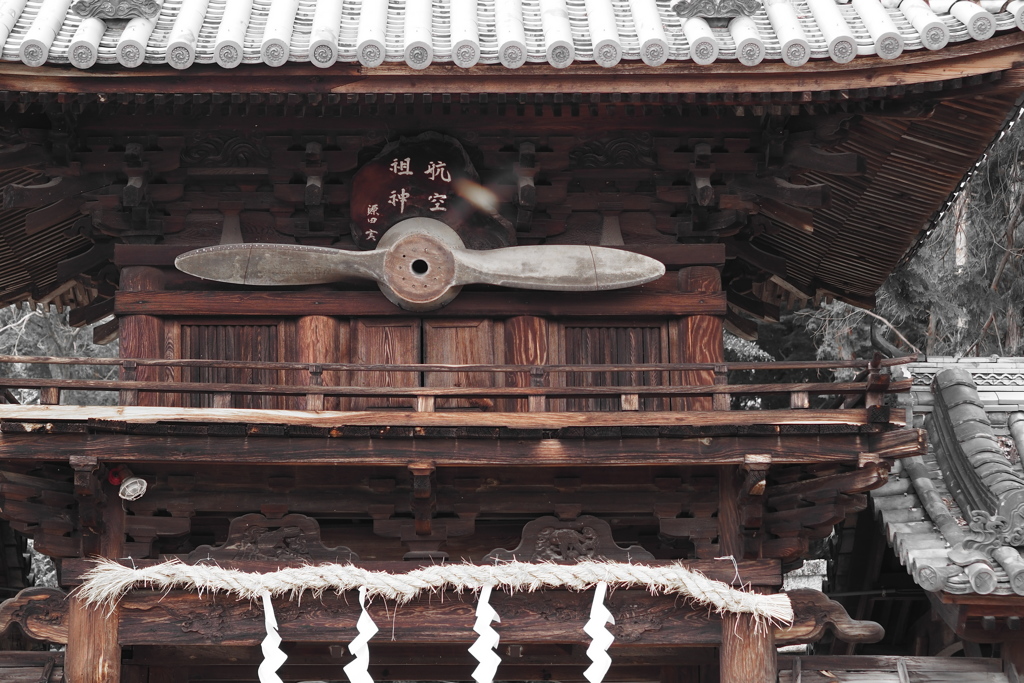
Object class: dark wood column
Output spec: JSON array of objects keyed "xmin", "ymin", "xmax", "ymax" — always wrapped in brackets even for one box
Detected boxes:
[
  {"xmin": 65, "ymin": 480, "xmax": 125, "ymax": 683},
  {"xmin": 718, "ymin": 466, "xmax": 776, "ymax": 683},
  {"xmin": 119, "ymin": 266, "xmax": 165, "ymax": 407},
  {"xmin": 678, "ymin": 266, "xmax": 723, "ymax": 410}
]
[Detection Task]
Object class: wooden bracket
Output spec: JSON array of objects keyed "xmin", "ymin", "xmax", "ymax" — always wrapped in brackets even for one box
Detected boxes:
[
  {"xmin": 69, "ymin": 456, "xmax": 99, "ymax": 498},
  {"xmin": 0, "ymin": 587, "xmax": 69, "ymax": 644},
  {"xmin": 775, "ymin": 589, "xmax": 885, "ymax": 645}
]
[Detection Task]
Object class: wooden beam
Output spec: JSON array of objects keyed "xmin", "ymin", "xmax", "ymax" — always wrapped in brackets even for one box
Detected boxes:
[
  {"xmin": 114, "ymin": 290, "xmax": 728, "ymax": 318},
  {"xmin": 0, "ymin": 404, "xmax": 895, "ymax": 429},
  {"xmin": 0, "ymin": 431, "xmax": 898, "ymax": 466}
]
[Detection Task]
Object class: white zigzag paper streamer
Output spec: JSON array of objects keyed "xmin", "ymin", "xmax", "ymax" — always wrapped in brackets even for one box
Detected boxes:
[
  {"xmin": 343, "ymin": 586, "xmax": 379, "ymax": 683},
  {"xmin": 583, "ymin": 582, "xmax": 614, "ymax": 683},
  {"xmin": 258, "ymin": 592, "xmax": 287, "ymax": 683},
  {"xmin": 468, "ymin": 585, "xmax": 502, "ymax": 683}
]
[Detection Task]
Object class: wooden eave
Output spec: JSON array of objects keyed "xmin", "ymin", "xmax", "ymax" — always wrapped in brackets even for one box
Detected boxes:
[{"xmin": 2, "ymin": 33, "xmax": 1024, "ymax": 96}]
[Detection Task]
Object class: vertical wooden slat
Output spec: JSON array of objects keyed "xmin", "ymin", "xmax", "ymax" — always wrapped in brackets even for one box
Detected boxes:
[
  {"xmin": 679, "ymin": 267, "xmax": 724, "ymax": 411},
  {"xmin": 297, "ymin": 316, "xmax": 340, "ymax": 410},
  {"xmin": 504, "ymin": 316, "xmax": 548, "ymax": 412}
]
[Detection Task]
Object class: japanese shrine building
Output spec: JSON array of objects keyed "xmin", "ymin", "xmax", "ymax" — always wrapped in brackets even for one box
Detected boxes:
[{"xmin": 0, "ymin": 0, "xmax": 1020, "ymax": 682}]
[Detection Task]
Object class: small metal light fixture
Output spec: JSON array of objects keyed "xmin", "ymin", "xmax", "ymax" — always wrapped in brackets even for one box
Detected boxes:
[{"xmin": 108, "ymin": 465, "xmax": 148, "ymax": 501}]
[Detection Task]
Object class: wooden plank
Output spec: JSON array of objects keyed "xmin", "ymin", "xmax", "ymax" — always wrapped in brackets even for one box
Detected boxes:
[
  {"xmin": 115, "ymin": 589, "xmax": 723, "ymax": 646},
  {"xmin": 0, "ymin": 405, "xmax": 892, "ymax": 428},
  {"xmin": 424, "ymin": 319, "xmax": 495, "ymax": 410},
  {"xmin": 351, "ymin": 319, "xmax": 420, "ymax": 409},
  {"xmin": 115, "ymin": 290, "xmax": 729, "ymax": 318},
  {"xmin": 0, "ymin": 432, "xmax": 881, "ymax": 466},
  {"xmin": 0, "ymin": 376, "xmax": 904, "ymax": 398},
  {"xmin": 504, "ymin": 316, "xmax": 548, "ymax": 413}
]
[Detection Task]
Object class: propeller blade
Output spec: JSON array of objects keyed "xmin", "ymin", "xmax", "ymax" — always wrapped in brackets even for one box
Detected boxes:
[
  {"xmin": 451, "ymin": 245, "xmax": 666, "ymax": 291},
  {"xmin": 175, "ymin": 244, "xmax": 386, "ymax": 286}
]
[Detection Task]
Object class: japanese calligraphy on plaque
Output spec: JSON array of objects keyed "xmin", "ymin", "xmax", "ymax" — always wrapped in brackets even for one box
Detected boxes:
[{"xmin": 350, "ymin": 133, "xmax": 513, "ymax": 250}]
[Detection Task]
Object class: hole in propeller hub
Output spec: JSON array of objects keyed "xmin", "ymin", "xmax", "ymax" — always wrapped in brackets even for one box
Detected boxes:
[{"xmin": 411, "ymin": 259, "xmax": 429, "ymax": 275}]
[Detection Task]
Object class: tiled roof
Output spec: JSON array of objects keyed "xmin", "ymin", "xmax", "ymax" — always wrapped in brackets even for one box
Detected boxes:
[
  {"xmin": 874, "ymin": 363, "xmax": 1024, "ymax": 596},
  {"xmin": 906, "ymin": 357, "xmax": 1024, "ymax": 435},
  {"xmin": 2, "ymin": 0, "xmax": 1023, "ymax": 71}
]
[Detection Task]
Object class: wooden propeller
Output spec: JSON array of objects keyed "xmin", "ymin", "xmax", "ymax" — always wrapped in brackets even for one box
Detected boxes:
[{"xmin": 175, "ymin": 217, "xmax": 666, "ymax": 311}]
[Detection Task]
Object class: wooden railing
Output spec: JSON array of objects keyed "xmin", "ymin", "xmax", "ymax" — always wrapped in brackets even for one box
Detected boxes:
[{"xmin": 0, "ymin": 354, "xmax": 913, "ymax": 415}]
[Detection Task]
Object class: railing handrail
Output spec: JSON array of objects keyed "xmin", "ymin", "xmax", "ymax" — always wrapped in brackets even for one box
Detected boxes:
[
  {"xmin": 0, "ymin": 376, "xmax": 912, "ymax": 397},
  {"xmin": 0, "ymin": 354, "xmax": 916, "ymax": 374}
]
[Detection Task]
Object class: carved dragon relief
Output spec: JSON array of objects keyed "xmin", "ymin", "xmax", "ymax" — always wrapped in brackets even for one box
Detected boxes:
[
  {"xmin": 71, "ymin": 0, "xmax": 160, "ymax": 18},
  {"xmin": 187, "ymin": 513, "xmax": 358, "ymax": 563},
  {"xmin": 484, "ymin": 515, "xmax": 655, "ymax": 563}
]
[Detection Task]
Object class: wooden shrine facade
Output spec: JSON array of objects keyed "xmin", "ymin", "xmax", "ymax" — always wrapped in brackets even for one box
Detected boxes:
[{"xmin": 0, "ymin": 7, "xmax": 1023, "ymax": 681}]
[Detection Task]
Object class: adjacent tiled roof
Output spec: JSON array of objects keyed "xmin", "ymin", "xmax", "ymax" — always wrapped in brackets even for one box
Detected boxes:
[
  {"xmin": 906, "ymin": 357, "xmax": 1024, "ymax": 435},
  {"xmin": 2, "ymin": 0, "xmax": 1023, "ymax": 71},
  {"xmin": 874, "ymin": 363, "xmax": 1024, "ymax": 596}
]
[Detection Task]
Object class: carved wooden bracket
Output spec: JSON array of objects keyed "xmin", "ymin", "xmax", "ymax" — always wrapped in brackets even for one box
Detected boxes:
[
  {"xmin": 485, "ymin": 515, "xmax": 654, "ymax": 563},
  {"xmin": 0, "ymin": 587, "xmax": 69, "ymax": 644},
  {"xmin": 188, "ymin": 513, "xmax": 358, "ymax": 563},
  {"xmin": 775, "ymin": 589, "xmax": 884, "ymax": 645}
]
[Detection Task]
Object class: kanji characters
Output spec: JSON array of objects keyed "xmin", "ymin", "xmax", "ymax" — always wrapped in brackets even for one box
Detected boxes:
[
  {"xmin": 366, "ymin": 204, "xmax": 379, "ymax": 224},
  {"xmin": 389, "ymin": 188, "xmax": 410, "ymax": 213},
  {"xmin": 428, "ymin": 193, "xmax": 447, "ymax": 212},
  {"xmin": 424, "ymin": 160, "xmax": 452, "ymax": 182},
  {"xmin": 389, "ymin": 157, "xmax": 413, "ymax": 175},
  {"xmin": 364, "ymin": 228, "xmax": 379, "ymax": 240}
]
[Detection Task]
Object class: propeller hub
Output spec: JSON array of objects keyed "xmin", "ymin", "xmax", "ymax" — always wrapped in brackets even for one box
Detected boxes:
[
  {"xmin": 380, "ymin": 231, "xmax": 459, "ymax": 310},
  {"xmin": 375, "ymin": 217, "xmax": 466, "ymax": 311}
]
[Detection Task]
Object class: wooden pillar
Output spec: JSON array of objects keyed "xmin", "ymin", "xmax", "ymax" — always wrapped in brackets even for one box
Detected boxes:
[
  {"xmin": 718, "ymin": 466, "xmax": 776, "ymax": 683},
  {"xmin": 678, "ymin": 267, "xmax": 723, "ymax": 411},
  {"xmin": 66, "ymin": 481, "xmax": 125, "ymax": 683},
  {"xmin": 119, "ymin": 266, "xmax": 165, "ymax": 407},
  {"xmin": 1003, "ymin": 638, "xmax": 1024, "ymax": 678}
]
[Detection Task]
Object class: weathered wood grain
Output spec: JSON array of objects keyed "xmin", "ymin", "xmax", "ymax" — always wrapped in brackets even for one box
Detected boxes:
[
  {"xmin": 678, "ymin": 267, "xmax": 723, "ymax": 412},
  {"xmin": 115, "ymin": 589, "xmax": 723, "ymax": 646},
  {"xmin": 115, "ymin": 290, "xmax": 728, "ymax": 318},
  {"xmin": 0, "ymin": 432, "xmax": 888, "ymax": 466},
  {"xmin": 0, "ymin": 405, "xmax": 894, "ymax": 428}
]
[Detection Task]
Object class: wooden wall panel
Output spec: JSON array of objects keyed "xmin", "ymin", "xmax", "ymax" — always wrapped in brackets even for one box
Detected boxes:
[
  {"xmin": 119, "ymin": 267, "xmax": 165, "ymax": 407},
  {"xmin": 179, "ymin": 323, "xmax": 281, "ymax": 409},
  {"xmin": 423, "ymin": 319, "xmax": 494, "ymax": 410},
  {"xmin": 295, "ymin": 316, "xmax": 344, "ymax": 411},
  {"xmin": 351, "ymin": 319, "xmax": 420, "ymax": 409},
  {"xmin": 561, "ymin": 323, "xmax": 667, "ymax": 411}
]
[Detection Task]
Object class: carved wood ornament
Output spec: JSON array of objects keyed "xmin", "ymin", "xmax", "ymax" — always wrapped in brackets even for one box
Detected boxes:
[
  {"xmin": 484, "ymin": 515, "xmax": 655, "ymax": 562},
  {"xmin": 187, "ymin": 513, "xmax": 358, "ymax": 563}
]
